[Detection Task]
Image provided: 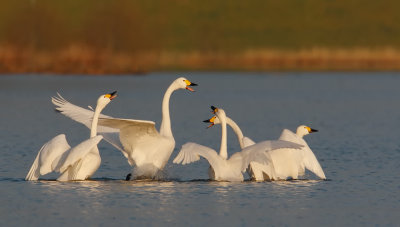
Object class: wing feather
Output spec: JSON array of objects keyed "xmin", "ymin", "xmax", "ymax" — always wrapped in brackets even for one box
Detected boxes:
[
  {"xmin": 278, "ymin": 129, "xmax": 326, "ymax": 179},
  {"xmin": 278, "ymin": 129, "xmax": 299, "ymax": 142},
  {"xmin": 58, "ymin": 135, "xmax": 103, "ymax": 173},
  {"xmin": 98, "ymin": 118, "xmax": 156, "ymax": 132},
  {"xmin": 242, "ymin": 136, "xmax": 256, "ymax": 147},
  {"xmin": 232, "ymin": 139, "xmax": 303, "ymax": 174},
  {"xmin": 26, "ymin": 134, "xmax": 71, "ymax": 180},
  {"xmin": 98, "ymin": 118, "xmax": 159, "ymax": 165},
  {"xmin": 302, "ymin": 148, "xmax": 326, "ymax": 179},
  {"xmin": 25, "ymin": 150, "xmax": 41, "ymax": 181},
  {"xmin": 38, "ymin": 134, "xmax": 72, "ymax": 175},
  {"xmin": 52, "ymin": 93, "xmax": 114, "ymax": 131},
  {"xmin": 173, "ymin": 142, "xmax": 222, "ymax": 169},
  {"xmin": 52, "ymin": 93, "xmax": 126, "ymax": 152},
  {"xmin": 230, "ymin": 146, "xmax": 273, "ymax": 172}
]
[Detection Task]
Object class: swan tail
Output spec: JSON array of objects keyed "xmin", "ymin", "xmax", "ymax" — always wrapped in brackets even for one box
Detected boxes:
[{"xmin": 25, "ymin": 149, "xmax": 42, "ymax": 181}]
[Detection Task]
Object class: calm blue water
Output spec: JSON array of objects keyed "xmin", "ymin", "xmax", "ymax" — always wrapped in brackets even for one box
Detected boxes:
[{"xmin": 0, "ymin": 72, "xmax": 399, "ymax": 226}]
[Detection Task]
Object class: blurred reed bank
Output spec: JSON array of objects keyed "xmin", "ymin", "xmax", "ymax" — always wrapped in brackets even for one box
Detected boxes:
[{"xmin": 0, "ymin": 0, "xmax": 400, "ymax": 74}]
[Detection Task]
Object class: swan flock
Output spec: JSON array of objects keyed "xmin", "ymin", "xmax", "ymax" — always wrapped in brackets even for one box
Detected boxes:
[{"xmin": 26, "ymin": 77, "xmax": 326, "ymax": 182}]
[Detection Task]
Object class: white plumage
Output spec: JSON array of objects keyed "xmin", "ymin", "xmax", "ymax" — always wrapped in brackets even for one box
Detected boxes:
[
  {"xmin": 52, "ymin": 77, "xmax": 197, "ymax": 179},
  {"xmin": 204, "ymin": 110, "xmax": 325, "ymax": 180},
  {"xmin": 26, "ymin": 91, "xmax": 116, "ymax": 181},
  {"xmin": 275, "ymin": 127, "xmax": 326, "ymax": 180},
  {"xmin": 245, "ymin": 126, "xmax": 326, "ymax": 180},
  {"xmin": 173, "ymin": 108, "xmax": 277, "ymax": 182}
]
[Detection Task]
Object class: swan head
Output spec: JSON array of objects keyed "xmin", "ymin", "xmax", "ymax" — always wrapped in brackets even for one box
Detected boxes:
[
  {"xmin": 203, "ymin": 116, "xmax": 218, "ymax": 128},
  {"xmin": 203, "ymin": 106, "xmax": 225, "ymax": 128},
  {"xmin": 174, "ymin": 77, "xmax": 198, "ymax": 92},
  {"xmin": 296, "ymin": 125, "xmax": 318, "ymax": 137},
  {"xmin": 211, "ymin": 106, "xmax": 226, "ymax": 121},
  {"xmin": 96, "ymin": 91, "xmax": 117, "ymax": 109}
]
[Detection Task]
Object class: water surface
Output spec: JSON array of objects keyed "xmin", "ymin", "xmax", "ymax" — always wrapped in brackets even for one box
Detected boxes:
[{"xmin": 0, "ymin": 73, "xmax": 399, "ymax": 226}]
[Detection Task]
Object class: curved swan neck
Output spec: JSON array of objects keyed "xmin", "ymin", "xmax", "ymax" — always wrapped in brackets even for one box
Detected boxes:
[
  {"xmin": 90, "ymin": 104, "xmax": 104, "ymax": 138},
  {"xmin": 226, "ymin": 117, "xmax": 245, "ymax": 149},
  {"xmin": 295, "ymin": 129, "xmax": 306, "ymax": 138},
  {"xmin": 159, "ymin": 84, "xmax": 174, "ymax": 138},
  {"xmin": 296, "ymin": 132, "xmax": 305, "ymax": 138},
  {"xmin": 219, "ymin": 113, "xmax": 228, "ymax": 160}
]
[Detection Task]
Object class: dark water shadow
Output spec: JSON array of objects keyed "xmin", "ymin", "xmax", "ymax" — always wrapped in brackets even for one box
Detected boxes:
[{"xmin": 2, "ymin": 176, "xmax": 329, "ymax": 184}]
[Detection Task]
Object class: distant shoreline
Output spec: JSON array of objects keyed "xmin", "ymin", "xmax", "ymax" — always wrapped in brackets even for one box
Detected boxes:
[{"xmin": 1, "ymin": 46, "xmax": 400, "ymax": 74}]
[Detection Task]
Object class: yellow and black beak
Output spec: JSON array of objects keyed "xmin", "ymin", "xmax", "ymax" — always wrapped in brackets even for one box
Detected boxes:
[
  {"xmin": 185, "ymin": 79, "xmax": 198, "ymax": 92},
  {"xmin": 210, "ymin": 105, "xmax": 219, "ymax": 114},
  {"xmin": 105, "ymin": 91, "xmax": 117, "ymax": 100},
  {"xmin": 307, "ymin": 127, "xmax": 318, "ymax": 133},
  {"xmin": 203, "ymin": 116, "xmax": 216, "ymax": 128}
]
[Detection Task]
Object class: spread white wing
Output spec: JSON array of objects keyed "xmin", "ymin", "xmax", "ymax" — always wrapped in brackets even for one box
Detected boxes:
[
  {"xmin": 230, "ymin": 141, "xmax": 279, "ymax": 172},
  {"xmin": 278, "ymin": 129, "xmax": 326, "ymax": 179},
  {"xmin": 58, "ymin": 135, "xmax": 103, "ymax": 174},
  {"xmin": 25, "ymin": 134, "xmax": 71, "ymax": 181},
  {"xmin": 97, "ymin": 118, "xmax": 159, "ymax": 166},
  {"xmin": 244, "ymin": 140, "xmax": 304, "ymax": 180},
  {"xmin": 278, "ymin": 129, "xmax": 300, "ymax": 143},
  {"xmin": 301, "ymin": 148, "xmax": 326, "ymax": 179},
  {"xmin": 52, "ymin": 93, "xmax": 115, "ymax": 132},
  {"xmin": 242, "ymin": 136, "xmax": 256, "ymax": 147},
  {"xmin": 173, "ymin": 142, "xmax": 223, "ymax": 169},
  {"xmin": 52, "ymin": 93, "xmax": 124, "ymax": 152}
]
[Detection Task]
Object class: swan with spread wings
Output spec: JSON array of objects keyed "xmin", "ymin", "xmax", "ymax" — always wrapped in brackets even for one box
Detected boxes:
[
  {"xmin": 52, "ymin": 77, "xmax": 197, "ymax": 179},
  {"xmin": 26, "ymin": 91, "xmax": 117, "ymax": 181},
  {"xmin": 204, "ymin": 106, "xmax": 325, "ymax": 180},
  {"xmin": 174, "ymin": 107, "xmax": 301, "ymax": 181},
  {"xmin": 206, "ymin": 112, "xmax": 326, "ymax": 180}
]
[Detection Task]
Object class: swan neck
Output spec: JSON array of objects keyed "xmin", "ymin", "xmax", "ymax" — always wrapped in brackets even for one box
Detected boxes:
[
  {"xmin": 219, "ymin": 115, "xmax": 228, "ymax": 159},
  {"xmin": 90, "ymin": 105, "xmax": 103, "ymax": 138},
  {"xmin": 296, "ymin": 131, "xmax": 305, "ymax": 138},
  {"xmin": 160, "ymin": 84, "xmax": 174, "ymax": 138},
  {"xmin": 226, "ymin": 117, "xmax": 245, "ymax": 149}
]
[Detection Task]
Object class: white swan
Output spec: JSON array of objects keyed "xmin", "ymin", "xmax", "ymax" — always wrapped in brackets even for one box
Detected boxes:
[
  {"xmin": 202, "ymin": 106, "xmax": 306, "ymax": 181},
  {"xmin": 270, "ymin": 125, "xmax": 326, "ymax": 180},
  {"xmin": 52, "ymin": 77, "xmax": 197, "ymax": 179},
  {"xmin": 173, "ymin": 107, "xmax": 280, "ymax": 182},
  {"xmin": 207, "ymin": 112, "xmax": 326, "ymax": 180},
  {"xmin": 26, "ymin": 91, "xmax": 117, "ymax": 181}
]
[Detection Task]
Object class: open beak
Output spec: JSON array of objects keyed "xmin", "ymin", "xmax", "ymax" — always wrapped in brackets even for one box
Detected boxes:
[
  {"xmin": 185, "ymin": 80, "xmax": 198, "ymax": 92},
  {"xmin": 108, "ymin": 91, "xmax": 118, "ymax": 100},
  {"xmin": 203, "ymin": 116, "xmax": 216, "ymax": 128}
]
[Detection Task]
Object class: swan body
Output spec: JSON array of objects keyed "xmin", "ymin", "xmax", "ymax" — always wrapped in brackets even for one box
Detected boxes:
[
  {"xmin": 248, "ymin": 125, "xmax": 326, "ymax": 180},
  {"xmin": 98, "ymin": 117, "xmax": 175, "ymax": 178},
  {"xmin": 173, "ymin": 108, "xmax": 274, "ymax": 182},
  {"xmin": 52, "ymin": 77, "xmax": 197, "ymax": 179},
  {"xmin": 204, "ymin": 110, "xmax": 307, "ymax": 181},
  {"xmin": 274, "ymin": 126, "xmax": 326, "ymax": 179},
  {"xmin": 26, "ymin": 92, "xmax": 116, "ymax": 181}
]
